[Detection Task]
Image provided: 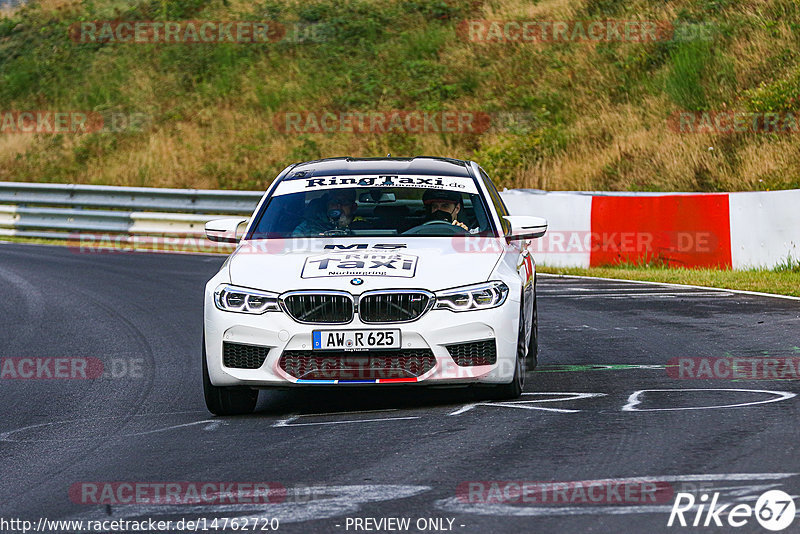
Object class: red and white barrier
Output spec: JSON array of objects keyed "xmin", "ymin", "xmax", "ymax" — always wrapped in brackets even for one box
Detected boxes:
[
  {"xmin": 501, "ymin": 190, "xmax": 592, "ymax": 267},
  {"xmin": 729, "ymin": 190, "xmax": 800, "ymax": 269},
  {"xmin": 501, "ymin": 189, "xmax": 800, "ymax": 270}
]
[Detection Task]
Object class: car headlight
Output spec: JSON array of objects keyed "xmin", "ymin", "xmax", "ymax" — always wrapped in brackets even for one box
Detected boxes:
[
  {"xmin": 213, "ymin": 284, "xmax": 280, "ymax": 314},
  {"xmin": 434, "ymin": 281, "xmax": 509, "ymax": 312}
]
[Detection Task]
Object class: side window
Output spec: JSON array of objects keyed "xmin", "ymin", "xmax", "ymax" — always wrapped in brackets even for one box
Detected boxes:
[{"xmin": 479, "ymin": 168, "xmax": 511, "ymax": 235}]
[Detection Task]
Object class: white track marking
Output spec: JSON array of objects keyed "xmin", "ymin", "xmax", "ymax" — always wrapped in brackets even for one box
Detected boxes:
[
  {"xmin": 540, "ymin": 287, "xmax": 728, "ymax": 293},
  {"xmin": 272, "ymin": 416, "xmax": 419, "ymax": 427},
  {"xmin": 540, "ymin": 291, "xmax": 732, "ymax": 299},
  {"xmin": 448, "ymin": 392, "xmax": 607, "ymax": 415},
  {"xmin": 0, "ymin": 238, "xmax": 230, "ymax": 257},
  {"xmin": 479, "ymin": 473, "xmax": 798, "ymax": 483},
  {"xmin": 128, "ymin": 420, "xmax": 226, "ymax": 436},
  {"xmin": 519, "ymin": 392, "xmax": 608, "ymax": 402},
  {"xmin": 271, "ymin": 409, "xmax": 409, "ymax": 427},
  {"xmin": 435, "ymin": 473, "xmax": 799, "ymax": 518},
  {"xmin": 66, "ymin": 485, "xmax": 431, "ymax": 524},
  {"xmin": 538, "ymin": 273, "xmax": 800, "ymax": 301},
  {"xmin": 271, "ymin": 416, "xmax": 300, "ymax": 427},
  {"xmin": 0, "ymin": 415, "xmax": 223, "ymax": 442},
  {"xmin": 448, "ymin": 404, "xmax": 477, "ymax": 416},
  {"xmin": 292, "ymin": 408, "xmax": 399, "ymax": 417},
  {"xmin": 537, "ymin": 364, "xmax": 665, "ymax": 371},
  {"xmin": 622, "ymin": 388, "xmax": 797, "ymax": 411},
  {"xmin": 479, "ymin": 403, "xmax": 581, "ymax": 413}
]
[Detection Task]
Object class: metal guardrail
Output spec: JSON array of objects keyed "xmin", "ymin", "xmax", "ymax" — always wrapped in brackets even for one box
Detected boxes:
[
  {"xmin": 0, "ymin": 182, "xmax": 264, "ymax": 241},
  {"xmin": 0, "ymin": 182, "xmax": 263, "ymax": 214}
]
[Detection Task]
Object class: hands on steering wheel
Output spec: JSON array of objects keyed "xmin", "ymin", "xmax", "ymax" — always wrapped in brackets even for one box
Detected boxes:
[
  {"xmin": 422, "ymin": 219, "xmax": 468, "ymax": 229},
  {"xmin": 405, "ymin": 219, "xmax": 469, "ymax": 235}
]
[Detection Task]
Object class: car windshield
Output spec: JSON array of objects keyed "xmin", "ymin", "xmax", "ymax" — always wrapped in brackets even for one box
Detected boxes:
[{"xmin": 247, "ymin": 175, "xmax": 496, "ymax": 238}]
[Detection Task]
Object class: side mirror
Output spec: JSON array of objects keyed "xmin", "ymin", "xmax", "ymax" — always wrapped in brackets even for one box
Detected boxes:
[
  {"xmin": 205, "ymin": 218, "xmax": 248, "ymax": 243},
  {"xmin": 503, "ymin": 215, "xmax": 547, "ymax": 240}
]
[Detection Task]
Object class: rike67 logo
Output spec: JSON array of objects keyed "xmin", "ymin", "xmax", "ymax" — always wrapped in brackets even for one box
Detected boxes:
[{"xmin": 668, "ymin": 490, "xmax": 796, "ymax": 531}]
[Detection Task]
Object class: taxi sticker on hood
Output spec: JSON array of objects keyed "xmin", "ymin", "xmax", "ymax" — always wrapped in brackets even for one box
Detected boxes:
[{"xmin": 301, "ymin": 252, "xmax": 418, "ymax": 278}]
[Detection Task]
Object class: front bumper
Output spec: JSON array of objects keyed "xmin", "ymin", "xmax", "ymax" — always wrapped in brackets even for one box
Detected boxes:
[{"xmin": 203, "ymin": 289, "xmax": 520, "ymax": 387}]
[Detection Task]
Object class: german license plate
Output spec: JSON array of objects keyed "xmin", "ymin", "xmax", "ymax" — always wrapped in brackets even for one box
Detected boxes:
[{"xmin": 312, "ymin": 329, "xmax": 401, "ymax": 351}]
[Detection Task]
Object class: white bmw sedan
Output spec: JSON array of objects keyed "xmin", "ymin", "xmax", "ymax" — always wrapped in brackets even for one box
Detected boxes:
[{"xmin": 202, "ymin": 157, "xmax": 546, "ymax": 414}]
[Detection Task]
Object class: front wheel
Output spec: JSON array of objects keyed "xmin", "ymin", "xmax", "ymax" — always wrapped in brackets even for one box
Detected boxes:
[
  {"xmin": 479, "ymin": 302, "xmax": 526, "ymax": 400},
  {"xmin": 202, "ymin": 336, "xmax": 258, "ymax": 416},
  {"xmin": 526, "ymin": 297, "xmax": 538, "ymax": 372}
]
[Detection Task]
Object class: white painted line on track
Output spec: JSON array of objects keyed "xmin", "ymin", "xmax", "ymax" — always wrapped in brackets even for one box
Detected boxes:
[
  {"xmin": 0, "ymin": 238, "xmax": 231, "ymax": 257},
  {"xmin": 449, "ymin": 392, "xmax": 607, "ymax": 416},
  {"xmin": 435, "ymin": 473, "xmax": 800, "ymax": 518},
  {"xmin": 448, "ymin": 404, "xmax": 477, "ymax": 416},
  {"xmin": 292, "ymin": 408, "xmax": 399, "ymax": 417},
  {"xmin": 622, "ymin": 388, "xmax": 798, "ymax": 411},
  {"xmin": 517, "ymin": 392, "xmax": 609, "ymax": 402},
  {"xmin": 540, "ymin": 473, "xmax": 798, "ymax": 483},
  {"xmin": 537, "ymin": 364, "xmax": 665, "ymax": 371},
  {"xmin": 272, "ymin": 416, "xmax": 420, "ymax": 427},
  {"xmin": 66, "ymin": 485, "xmax": 432, "ymax": 525},
  {"xmin": 542, "ymin": 287, "xmax": 724, "ymax": 292},
  {"xmin": 478, "ymin": 403, "xmax": 581, "ymax": 413},
  {"xmin": 539, "ymin": 291, "xmax": 733, "ymax": 298},
  {"xmin": 272, "ymin": 416, "xmax": 300, "ymax": 427},
  {"xmin": 125, "ymin": 420, "xmax": 225, "ymax": 436},
  {"xmin": 538, "ymin": 273, "xmax": 800, "ymax": 301},
  {"xmin": 0, "ymin": 414, "xmax": 223, "ymax": 442}
]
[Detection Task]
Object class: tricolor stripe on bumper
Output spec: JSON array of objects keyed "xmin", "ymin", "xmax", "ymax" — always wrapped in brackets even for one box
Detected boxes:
[{"xmin": 295, "ymin": 377, "xmax": 421, "ymax": 384}]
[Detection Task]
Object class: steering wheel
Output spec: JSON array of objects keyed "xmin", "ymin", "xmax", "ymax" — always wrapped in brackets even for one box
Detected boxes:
[{"xmin": 402, "ymin": 220, "xmax": 469, "ymax": 235}]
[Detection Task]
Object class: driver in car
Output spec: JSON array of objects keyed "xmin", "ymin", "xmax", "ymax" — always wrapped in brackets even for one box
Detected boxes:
[
  {"xmin": 293, "ymin": 189, "xmax": 357, "ymax": 236},
  {"xmin": 422, "ymin": 189, "xmax": 469, "ymax": 231}
]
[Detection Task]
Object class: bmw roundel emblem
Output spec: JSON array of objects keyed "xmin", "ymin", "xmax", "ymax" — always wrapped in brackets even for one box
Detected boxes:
[{"xmin": 350, "ymin": 278, "xmax": 364, "ymax": 286}]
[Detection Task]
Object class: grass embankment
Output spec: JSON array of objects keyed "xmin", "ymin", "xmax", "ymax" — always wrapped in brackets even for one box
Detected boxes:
[
  {"xmin": 0, "ymin": 0, "xmax": 799, "ymax": 190},
  {"xmin": 538, "ymin": 263, "xmax": 800, "ymax": 297}
]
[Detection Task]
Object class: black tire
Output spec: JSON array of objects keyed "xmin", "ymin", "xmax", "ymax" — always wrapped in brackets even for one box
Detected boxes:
[
  {"xmin": 526, "ymin": 296, "xmax": 538, "ymax": 372},
  {"xmin": 481, "ymin": 301, "xmax": 526, "ymax": 400},
  {"xmin": 202, "ymin": 336, "xmax": 258, "ymax": 416}
]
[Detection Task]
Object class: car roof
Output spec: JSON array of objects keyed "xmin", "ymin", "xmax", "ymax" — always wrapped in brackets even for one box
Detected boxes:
[{"xmin": 283, "ymin": 157, "xmax": 475, "ymax": 179}]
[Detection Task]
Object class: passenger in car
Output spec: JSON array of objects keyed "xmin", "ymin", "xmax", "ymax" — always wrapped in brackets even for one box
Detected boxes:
[{"xmin": 292, "ymin": 189, "xmax": 358, "ymax": 236}]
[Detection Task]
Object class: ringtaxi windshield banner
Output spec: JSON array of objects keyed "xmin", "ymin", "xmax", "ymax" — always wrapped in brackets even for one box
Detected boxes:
[{"xmin": 273, "ymin": 175, "xmax": 479, "ymax": 196}]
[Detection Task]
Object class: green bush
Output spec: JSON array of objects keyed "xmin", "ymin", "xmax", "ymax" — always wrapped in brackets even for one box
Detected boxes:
[{"xmin": 745, "ymin": 69, "xmax": 800, "ymax": 112}]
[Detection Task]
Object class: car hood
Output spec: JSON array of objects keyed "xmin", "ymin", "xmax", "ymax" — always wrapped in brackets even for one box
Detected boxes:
[{"xmin": 227, "ymin": 237, "xmax": 505, "ymax": 292}]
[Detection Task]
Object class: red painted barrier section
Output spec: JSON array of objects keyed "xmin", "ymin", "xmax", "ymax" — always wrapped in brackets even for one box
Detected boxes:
[{"xmin": 589, "ymin": 195, "xmax": 732, "ymax": 268}]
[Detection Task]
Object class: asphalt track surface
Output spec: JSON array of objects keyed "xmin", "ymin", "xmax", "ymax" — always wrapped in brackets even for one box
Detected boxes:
[{"xmin": 1, "ymin": 242, "xmax": 799, "ymax": 534}]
